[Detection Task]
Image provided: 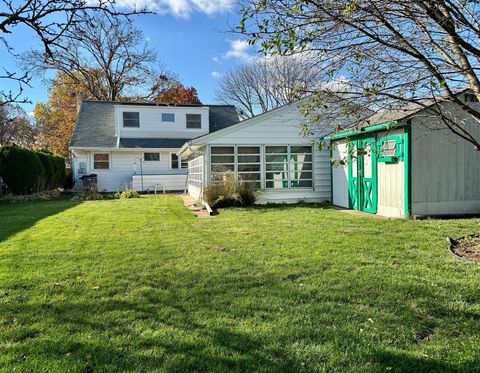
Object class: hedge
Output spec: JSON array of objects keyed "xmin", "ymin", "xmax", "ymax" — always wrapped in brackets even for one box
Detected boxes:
[{"xmin": 0, "ymin": 145, "xmax": 66, "ymax": 195}]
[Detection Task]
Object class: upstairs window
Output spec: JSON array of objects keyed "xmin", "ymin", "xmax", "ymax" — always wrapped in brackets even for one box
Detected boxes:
[
  {"xmin": 123, "ymin": 112, "xmax": 140, "ymax": 127},
  {"xmin": 162, "ymin": 113, "xmax": 175, "ymax": 122},
  {"xmin": 93, "ymin": 153, "xmax": 110, "ymax": 169},
  {"xmin": 186, "ymin": 114, "xmax": 202, "ymax": 129},
  {"xmin": 465, "ymin": 93, "xmax": 479, "ymax": 103},
  {"xmin": 144, "ymin": 152, "xmax": 160, "ymax": 161}
]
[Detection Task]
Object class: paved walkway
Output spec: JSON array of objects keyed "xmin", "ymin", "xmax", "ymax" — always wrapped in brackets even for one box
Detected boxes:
[{"xmin": 180, "ymin": 194, "xmax": 213, "ymax": 218}]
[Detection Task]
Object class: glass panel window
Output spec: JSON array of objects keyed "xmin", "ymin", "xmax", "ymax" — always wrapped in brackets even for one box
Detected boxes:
[
  {"xmin": 238, "ymin": 164, "xmax": 260, "ymax": 172},
  {"xmin": 93, "ymin": 153, "xmax": 109, "ymax": 169},
  {"xmin": 180, "ymin": 158, "xmax": 188, "ymax": 169},
  {"xmin": 171, "ymin": 153, "xmax": 179, "ymax": 168},
  {"xmin": 144, "ymin": 152, "xmax": 160, "ymax": 161},
  {"xmin": 123, "ymin": 112, "xmax": 140, "ymax": 127},
  {"xmin": 265, "ymin": 146, "xmax": 288, "ymax": 154},
  {"xmin": 211, "ymin": 164, "xmax": 234, "ymax": 173},
  {"xmin": 162, "ymin": 113, "xmax": 175, "ymax": 122},
  {"xmin": 238, "ymin": 146, "xmax": 260, "ymax": 154},
  {"xmin": 186, "ymin": 114, "xmax": 202, "ymax": 129},
  {"xmin": 211, "ymin": 155, "xmax": 235, "ymax": 163},
  {"xmin": 238, "ymin": 155, "xmax": 260, "ymax": 163},
  {"xmin": 265, "ymin": 145, "xmax": 312, "ymax": 189},
  {"xmin": 211, "ymin": 146, "xmax": 234, "ymax": 154}
]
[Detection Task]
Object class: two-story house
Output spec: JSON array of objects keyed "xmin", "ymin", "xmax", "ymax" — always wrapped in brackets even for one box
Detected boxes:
[{"xmin": 70, "ymin": 100, "xmax": 239, "ymax": 192}]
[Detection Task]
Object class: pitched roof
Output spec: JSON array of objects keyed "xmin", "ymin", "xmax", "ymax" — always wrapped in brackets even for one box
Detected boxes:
[
  {"xmin": 70, "ymin": 101, "xmax": 117, "ymax": 148},
  {"xmin": 70, "ymin": 101, "xmax": 239, "ymax": 148},
  {"xmin": 323, "ymin": 88, "xmax": 473, "ymax": 140}
]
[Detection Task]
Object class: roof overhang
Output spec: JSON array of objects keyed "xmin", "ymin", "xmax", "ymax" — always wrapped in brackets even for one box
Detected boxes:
[{"xmin": 320, "ymin": 120, "xmax": 400, "ymax": 141}]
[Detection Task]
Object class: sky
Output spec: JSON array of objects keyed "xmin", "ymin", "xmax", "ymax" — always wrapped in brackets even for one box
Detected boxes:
[{"xmin": 1, "ymin": 0, "xmax": 259, "ymax": 115}]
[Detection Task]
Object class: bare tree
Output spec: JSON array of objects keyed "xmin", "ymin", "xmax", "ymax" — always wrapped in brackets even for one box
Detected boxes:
[
  {"xmin": 215, "ymin": 55, "xmax": 321, "ymax": 119},
  {"xmin": 238, "ymin": 0, "xmax": 480, "ymax": 148},
  {"xmin": 0, "ymin": 0, "xmax": 148, "ymax": 104},
  {"xmin": 0, "ymin": 103, "xmax": 36, "ymax": 146},
  {"xmin": 26, "ymin": 14, "xmax": 175, "ymax": 101}
]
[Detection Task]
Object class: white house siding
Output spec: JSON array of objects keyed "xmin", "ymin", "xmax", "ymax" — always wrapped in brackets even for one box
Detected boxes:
[
  {"xmin": 116, "ymin": 105, "xmax": 209, "ymax": 139},
  {"xmin": 376, "ymin": 128, "xmax": 405, "ymax": 218},
  {"xmin": 187, "ymin": 103, "xmax": 332, "ymax": 204},
  {"xmin": 331, "ymin": 140, "xmax": 349, "ymax": 208},
  {"xmin": 411, "ymin": 102, "xmax": 480, "ymax": 215},
  {"xmin": 72, "ymin": 149, "xmax": 186, "ymax": 192}
]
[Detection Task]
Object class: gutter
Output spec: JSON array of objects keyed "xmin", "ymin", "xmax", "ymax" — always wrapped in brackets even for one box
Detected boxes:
[{"xmin": 321, "ymin": 120, "xmax": 399, "ymax": 141}]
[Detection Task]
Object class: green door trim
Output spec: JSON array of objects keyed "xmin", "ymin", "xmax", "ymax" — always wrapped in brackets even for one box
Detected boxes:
[{"xmin": 347, "ymin": 137, "xmax": 378, "ymax": 214}]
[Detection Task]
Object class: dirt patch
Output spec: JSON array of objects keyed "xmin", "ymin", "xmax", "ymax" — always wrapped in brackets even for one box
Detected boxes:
[{"xmin": 448, "ymin": 234, "xmax": 480, "ymax": 263}]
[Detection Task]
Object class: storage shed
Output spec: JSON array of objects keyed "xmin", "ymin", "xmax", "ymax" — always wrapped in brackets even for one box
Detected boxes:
[
  {"xmin": 177, "ymin": 101, "xmax": 333, "ymax": 204},
  {"xmin": 326, "ymin": 92, "xmax": 480, "ymax": 218}
]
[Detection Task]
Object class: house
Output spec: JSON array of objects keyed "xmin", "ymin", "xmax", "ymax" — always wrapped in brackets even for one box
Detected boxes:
[
  {"xmin": 177, "ymin": 101, "xmax": 333, "ymax": 204},
  {"xmin": 326, "ymin": 91, "xmax": 480, "ymax": 218},
  {"xmin": 70, "ymin": 101, "xmax": 238, "ymax": 192}
]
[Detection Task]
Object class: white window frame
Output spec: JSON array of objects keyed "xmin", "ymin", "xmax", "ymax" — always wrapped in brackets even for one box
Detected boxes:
[
  {"xmin": 186, "ymin": 113, "xmax": 202, "ymax": 130},
  {"xmin": 92, "ymin": 152, "xmax": 111, "ymax": 170},
  {"xmin": 208, "ymin": 144, "xmax": 314, "ymax": 191},
  {"xmin": 143, "ymin": 152, "xmax": 161, "ymax": 162},
  {"xmin": 122, "ymin": 111, "xmax": 140, "ymax": 128}
]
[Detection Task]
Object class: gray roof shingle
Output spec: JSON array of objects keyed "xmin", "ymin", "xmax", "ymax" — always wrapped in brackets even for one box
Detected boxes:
[
  {"xmin": 70, "ymin": 101, "xmax": 239, "ymax": 148},
  {"xmin": 119, "ymin": 138, "xmax": 191, "ymax": 148},
  {"xmin": 70, "ymin": 101, "xmax": 117, "ymax": 148}
]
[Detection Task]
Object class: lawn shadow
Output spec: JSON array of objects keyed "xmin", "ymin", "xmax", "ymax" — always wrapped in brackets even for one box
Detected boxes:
[
  {"xmin": 214, "ymin": 201, "xmax": 334, "ymax": 215},
  {"xmin": 0, "ymin": 198, "xmax": 82, "ymax": 243}
]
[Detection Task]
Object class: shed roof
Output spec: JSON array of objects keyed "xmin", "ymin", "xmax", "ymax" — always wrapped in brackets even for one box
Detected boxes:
[{"xmin": 70, "ymin": 101, "xmax": 239, "ymax": 148}]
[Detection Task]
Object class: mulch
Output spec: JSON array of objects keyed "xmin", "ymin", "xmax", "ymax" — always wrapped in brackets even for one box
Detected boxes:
[{"xmin": 448, "ymin": 234, "xmax": 480, "ymax": 263}]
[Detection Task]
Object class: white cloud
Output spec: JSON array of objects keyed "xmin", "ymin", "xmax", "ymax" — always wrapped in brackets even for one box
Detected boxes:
[
  {"xmin": 223, "ymin": 40, "xmax": 255, "ymax": 62},
  {"xmin": 27, "ymin": 111, "xmax": 34, "ymax": 117},
  {"xmin": 109, "ymin": 0, "xmax": 232, "ymax": 18},
  {"xmin": 211, "ymin": 71, "xmax": 223, "ymax": 78}
]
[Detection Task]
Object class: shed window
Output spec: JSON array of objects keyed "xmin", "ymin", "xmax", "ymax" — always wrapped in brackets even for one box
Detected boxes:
[
  {"xmin": 380, "ymin": 140, "xmax": 397, "ymax": 157},
  {"xmin": 186, "ymin": 114, "xmax": 202, "ymax": 129},
  {"xmin": 123, "ymin": 112, "xmax": 140, "ymax": 127},
  {"xmin": 144, "ymin": 152, "xmax": 160, "ymax": 161},
  {"xmin": 162, "ymin": 113, "xmax": 175, "ymax": 122},
  {"xmin": 93, "ymin": 153, "xmax": 110, "ymax": 169}
]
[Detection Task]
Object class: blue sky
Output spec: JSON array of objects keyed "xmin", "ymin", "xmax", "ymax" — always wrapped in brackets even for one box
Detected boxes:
[{"xmin": 1, "ymin": 1, "xmax": 258, "ymax": 114}]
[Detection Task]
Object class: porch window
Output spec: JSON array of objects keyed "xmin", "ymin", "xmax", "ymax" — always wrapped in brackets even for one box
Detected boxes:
[
  {"xmin": 211, "ymin": 146, "xmax": 234, "ymax": 183},
  {"xmin": 237, "ymin": 146, "xmax": 261, "ymax": 188},
  {"xmin": 93, "ymin": 153, "xmax": 110, "ymax": 169},
  {"xmin": 265, "ymin": 145, "xmax": 312, "ymax": 189}
]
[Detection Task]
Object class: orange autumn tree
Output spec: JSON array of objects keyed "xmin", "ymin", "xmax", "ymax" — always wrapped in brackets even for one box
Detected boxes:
[
  {"xmin": 152, "ymin": 83, "xmax": 202, "ymax": 105},
  {"xmin": 34, "ymin": 72, "xmax": 91, "ymax": 158}
]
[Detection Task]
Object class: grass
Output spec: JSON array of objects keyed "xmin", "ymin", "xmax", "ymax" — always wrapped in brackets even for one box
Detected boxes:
[{"xmin": 1, "ymin": 195, "xmax": 480, "ymax": 372}]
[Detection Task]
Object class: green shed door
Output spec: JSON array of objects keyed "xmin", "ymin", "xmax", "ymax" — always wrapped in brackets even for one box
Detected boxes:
[{"xmin": 348, "ymin": 138, "xmax": 378, "ymax": 214}]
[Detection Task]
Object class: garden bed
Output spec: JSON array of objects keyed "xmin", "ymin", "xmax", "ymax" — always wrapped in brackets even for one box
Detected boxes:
[{"xmin": 448, "ymin": 234, "xmax": 480, "ymax": 263}]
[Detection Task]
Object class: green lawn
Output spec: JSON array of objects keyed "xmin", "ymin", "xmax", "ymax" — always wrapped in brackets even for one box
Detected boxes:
[{"xmin": 1, "ymin": 195, "xmax": 480, "ymax": 372}]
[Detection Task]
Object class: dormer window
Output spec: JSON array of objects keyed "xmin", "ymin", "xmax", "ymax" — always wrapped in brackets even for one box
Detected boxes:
[
  {"xmin": 123, "ymin": 112, "xmax": 140, "ymax": 127},
  {"xmin": 465, "ymin": 93, "xmax": 479, "ymax": 103},
  {"xmin": 162, "ymin": 113, "xmax": 175, "ymax": 122},
  {"xmin": 186, "ymin": 114, "xmax": 201, "ymax": 129}
]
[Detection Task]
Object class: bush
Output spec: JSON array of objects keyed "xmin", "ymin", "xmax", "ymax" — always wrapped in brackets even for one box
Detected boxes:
[
  {"xmin": 0, "ymin": 190, "xmax": 61, "ymax": 204},
  {"xmin": 203, "ymin": 173, "xmax": 259, "ymax": 208},
  {"xmin": 115, "ymin": 188, "xmax": 140, "ymax": 199},
  {"xmin": 0, "ymin": 145, "xmax": 45, "ymax": 194},
  {"xmin": 0, "ymin": 145, "xmax": 66, "ymax": 194}
]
